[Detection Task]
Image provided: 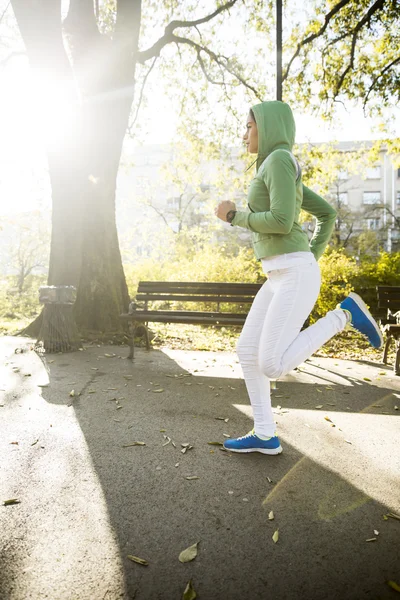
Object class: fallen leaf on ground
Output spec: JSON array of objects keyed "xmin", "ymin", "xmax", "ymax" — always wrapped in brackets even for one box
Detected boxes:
[
  {"xmin": 374, "ymin": 530, "xmax": 379, "ymax": 535},
  {"xmin": 386, "ymin": 512, "xmax": 400, "ymax": 521},
  {"xmin": 363, "ymin": 377, "xmax": 371, "ymax": 382},
  {"xmin": 69, "ymin": 390, "xmax": 75, "ymax": 397},
  {"xmin": 186, "ymin": 476, "xmax": 199, "ymax": 481},
  {"xmin": 122, "ymin": 442, "xmax": 146, "ymax": 447},
  {"xmin": 127, "ymin": 555, "xmax": 148, "ymax": 566},
  {"xmin": 268, "ymin": 511, "xmax": 274, "ymax": 520},
  {"xmin": 31, "ymin": 439, "xmax": 39, "ymax": 446},
  {"xmin": 366, "ymin": 538, "xmax": 377, "ymax": 542},
  {"xmin": 3, "ymin": 499, "xmax": 20, "ymax": 506},
  {"xmin": 179, "ymin": 542, "xmax": 198, "ymax": 563},
  {"xmin": 10, "ymin": 441, "xmax": 18, "ymax": 445},
  {"xmin": 182, "ymin": 580, "xmax": 197, "ymax": 600},
  {"xmin": 152, "ymin": 389, "xmax": 164, "ymax": 393},
  {"xmin": 324, "ymin": 416, "xmax": 333, "ymax": 423},
  {"xmin": 315, "ymin": 405, "xmax": 323, "ymax": 409},
  {"xmin": 267, "ymin": 477, "xmax": 273, "ymax": 484},
  {"xmin": 387, "ymin": 581, "xmax": 400, "ymax": 593},
  {"xmin": 272, "ymin": 529, "xmax": 279, "ymax": 543}
]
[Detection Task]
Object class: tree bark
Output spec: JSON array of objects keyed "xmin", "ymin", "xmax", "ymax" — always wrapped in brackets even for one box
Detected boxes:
[{"xmin": 11, "ymin": 0, "xmax": 141, "ymax": 335}]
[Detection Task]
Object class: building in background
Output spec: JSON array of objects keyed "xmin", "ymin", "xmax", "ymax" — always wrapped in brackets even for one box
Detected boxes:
[{"xmin": 117, "ymin": 140, "xmax": 400, "ymax": 259}]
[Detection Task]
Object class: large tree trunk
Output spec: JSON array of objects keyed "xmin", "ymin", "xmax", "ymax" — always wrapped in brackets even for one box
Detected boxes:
[{"xmin": 11, "ymin": 0, "xmax": 141, "ymax": 336}]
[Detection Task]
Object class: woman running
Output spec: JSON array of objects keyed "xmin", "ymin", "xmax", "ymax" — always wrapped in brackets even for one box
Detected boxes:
[{"xmin": 215, "ymin": 100, "xmax": 383, "ymax": 455}]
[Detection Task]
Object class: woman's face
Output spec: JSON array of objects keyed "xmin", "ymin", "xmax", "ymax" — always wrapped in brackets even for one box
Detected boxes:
[{"xmin": 243, "ymin": 112, "xmax": 258, "ymax": 154}]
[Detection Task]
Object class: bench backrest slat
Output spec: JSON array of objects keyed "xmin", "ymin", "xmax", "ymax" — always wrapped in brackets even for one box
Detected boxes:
[
  {"xmin": 137, "ymin": 281, "xmax": 263, "ymax": 296},
  {"xmin": 377, "ymin": 286, "xmax": 400, "ymax": 311}
]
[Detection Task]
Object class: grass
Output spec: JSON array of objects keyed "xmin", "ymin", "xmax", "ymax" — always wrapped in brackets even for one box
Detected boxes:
[{"xmin": 1, "ymin": 309, "xmax": 395, "ymax": 366}]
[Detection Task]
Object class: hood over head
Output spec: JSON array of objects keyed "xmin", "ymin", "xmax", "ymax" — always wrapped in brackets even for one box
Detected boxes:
[{"xmin": 251, "ymin": 101, "xmax": 296, "ymax": 171}]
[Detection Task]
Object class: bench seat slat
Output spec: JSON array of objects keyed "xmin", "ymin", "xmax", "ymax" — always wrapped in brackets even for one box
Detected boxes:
[
  {"xmin": 121, "ymin": 311, "xmax": 247, "ymax": 325},
  {"xmin": 135, "ymin": 294, "xmax": 256, "ymax": 303}
]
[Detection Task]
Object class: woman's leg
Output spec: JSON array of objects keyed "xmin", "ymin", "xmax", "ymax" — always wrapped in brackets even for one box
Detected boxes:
[
  {"xmin": 236, "ymin": 280, "xmax": 277, "ymax": 438},
  {"xmin": 259, "ymin": 260, "xmax": 346, "ymax": 380}
]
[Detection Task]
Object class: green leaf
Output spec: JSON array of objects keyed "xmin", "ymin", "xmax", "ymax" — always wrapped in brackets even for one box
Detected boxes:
[
  {"xmin": 3, "ymin": 499, "xmax": 21, "ymax": 506},
  {"xmin": 127, "ymin": 555, "xmax": 148, "ymax": 566},
  {"xmin": 272, "ymin": 529, "xmax": 279, "ymax": 544},
  {"xmin": 207, "ymin": 441, "xmax": 223, "ymax": 446},
  {"xmin": 182, "ymin": 579, "xmax": 197, "ymax": 600},
  {"xmin": 179, "ymin": 542, "xmax": 199, "ymax": 563}
]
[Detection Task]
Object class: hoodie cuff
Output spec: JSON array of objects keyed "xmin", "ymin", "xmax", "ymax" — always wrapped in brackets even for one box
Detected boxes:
[{"xmin": 231, "ymin": 211, "xmax": 250, "ymax": 229}]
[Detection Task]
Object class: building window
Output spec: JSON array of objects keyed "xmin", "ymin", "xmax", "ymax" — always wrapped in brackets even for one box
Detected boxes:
[
  {"xmin": 167, "ymin": 197, "xmax": 180, "ymax": 209},
  {"xmin": 397, "ymin": 191, "xmax": 400, "ymax": 205},
  {"xmin": 200, "ymin": 183, "xmax": 211, "ymax": 193},
  {"xmin": 366, "ymin": 166, "xmax": 381, "ymax": 179},
  {"xmin": 363, "ymin": 191, "xmax": 381, "ymax": 204},
  {"xmin": 338, "ymin": 169, "xmax": 348, "ymax": 180},
  {"xmin": 366, "ymin": 218, "xmax": 380, "ymax": 231},
  {"xmin": 397, "ymin": 168, "xmax": 400, "ymax": 178},
  {"xmin": 338, "ymin": 192, "xmax": 348, "ymax": 205}
]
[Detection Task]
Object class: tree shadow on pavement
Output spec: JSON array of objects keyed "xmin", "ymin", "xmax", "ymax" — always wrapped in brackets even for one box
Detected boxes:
[{"xmin": 1, "ymin": 339, "xmax": 400, "ymax": 600}]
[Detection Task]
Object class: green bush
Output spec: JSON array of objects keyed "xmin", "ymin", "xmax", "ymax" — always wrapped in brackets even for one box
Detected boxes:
[
  {"xmin": 124, "ymin": 245, "xmax": 264, "ymax": 297},
  {"xmin": 311, "ymin": 250, "xmax": 358, "ymax": 321},
  {"xmin": 125, "ymin": 248, "xmax": 400, "ymax": 322}
]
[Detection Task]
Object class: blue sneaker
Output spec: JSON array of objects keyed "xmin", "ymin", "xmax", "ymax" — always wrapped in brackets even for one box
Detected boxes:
[
  {"xmin": 223, "ymin": 430, "xmax": 282, "ymax": 455},
  {"xmin": 340, "ymin": 292, "xmax": 383, "ymax": 349}
]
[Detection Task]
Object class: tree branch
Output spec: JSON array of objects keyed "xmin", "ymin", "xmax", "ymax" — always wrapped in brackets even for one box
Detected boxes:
[
  {"xmin": 138, "ymin": 0, "xmax": 238, "ymax": 63},
  {"xmin": 329, "ymin": 0, "xmax": 386, "ymax": 97},
  {"xmin": 363, "ymin": 55, "xmax": 400, "ymax": 110},
  {"xmin": 128, "ymin": 56, "xmax": 158, "ymax": 134},
  {"xmin": 196, "ymin": 50, "xmax": 227, "ymax": 86},
  {"xmin": 173, "ymin": 35, "xmax": 262, "ymax": 99},
  {"xmin": 164, "ymin": 0, "xmax": 238, "ymax": 35},
  {"xmin": 282, "ymin": 0, "xmax": 352, "ymax": 82},
  {"xmin": 0, "ymin": 1, "xmax": 10, "ymax": 25},
  {"xmin": 115, "ymin": 0, "xmax": 141, "ymax": 52}
]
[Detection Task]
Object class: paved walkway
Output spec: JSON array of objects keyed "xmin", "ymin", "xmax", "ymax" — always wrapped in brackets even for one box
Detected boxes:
[{"xmin": 1, "ymin": 336, "xmax": 399, "ymax": 600}]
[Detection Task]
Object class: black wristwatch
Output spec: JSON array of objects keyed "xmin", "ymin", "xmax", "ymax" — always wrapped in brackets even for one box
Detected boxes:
[{"xmin": 226, "ymin": 210, "xmax": 237, "ymax": 225}]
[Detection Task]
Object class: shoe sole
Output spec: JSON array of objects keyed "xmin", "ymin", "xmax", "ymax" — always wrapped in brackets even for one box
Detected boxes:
[
  {"xmin": 223, "ymin": 445, "xmax": 283, "ymax": 455},
  {"xmin": 348, "ymin": 292, "xmax": 383, "ymax": 348}
]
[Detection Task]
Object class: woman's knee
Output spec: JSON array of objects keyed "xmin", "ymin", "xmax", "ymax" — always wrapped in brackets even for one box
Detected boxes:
[{"xmin": 259, "ymin": 356, "xmax": 283, "ymax": 379}]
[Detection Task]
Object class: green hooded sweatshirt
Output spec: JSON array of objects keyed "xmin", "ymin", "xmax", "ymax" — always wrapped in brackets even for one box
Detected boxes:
[{"xmin": 231, "ymin": 101, "xmax": 337, "ymax": 261}]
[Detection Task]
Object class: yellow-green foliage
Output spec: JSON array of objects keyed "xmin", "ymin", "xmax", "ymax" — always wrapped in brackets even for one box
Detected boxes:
[
  {"xmin": 125, "ymin": 248, "xmax": 400, "ymax": 323},
  {"xmin": 124, "ymin": 245, "xmax": 264, "ymax": 297},
  {"xmin": 311, "ymin": 250, "xmax": 357, "ymax": 322}
]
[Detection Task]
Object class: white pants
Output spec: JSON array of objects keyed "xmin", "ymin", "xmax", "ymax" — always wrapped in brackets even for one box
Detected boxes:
[{"xmin": 237, "ymin": 257, "xmax": 347, "ymax": 437}]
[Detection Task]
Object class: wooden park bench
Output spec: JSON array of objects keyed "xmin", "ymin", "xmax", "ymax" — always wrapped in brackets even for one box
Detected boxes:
[
  {"xmin": 376, "ymin": 285, "xmax": 400, "ymax": 375},
  {"xmin": 120, "ymin": 281, "xmax": 263, "ymax": 359}
]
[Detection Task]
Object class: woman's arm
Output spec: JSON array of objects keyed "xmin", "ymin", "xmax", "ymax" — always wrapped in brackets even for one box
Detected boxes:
[
  {"xmin": 302, "ymin": 185, "xmax": 337, "ymax": 260},
  {"xmin": 232, "ymin": 151, "xmax": 297, "ymax": 234}
]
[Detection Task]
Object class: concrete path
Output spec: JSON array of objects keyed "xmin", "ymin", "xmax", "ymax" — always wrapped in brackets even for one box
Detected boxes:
[{"xmin": 1, "ymin": 336, "xmax": 399, "ymax": 600}]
